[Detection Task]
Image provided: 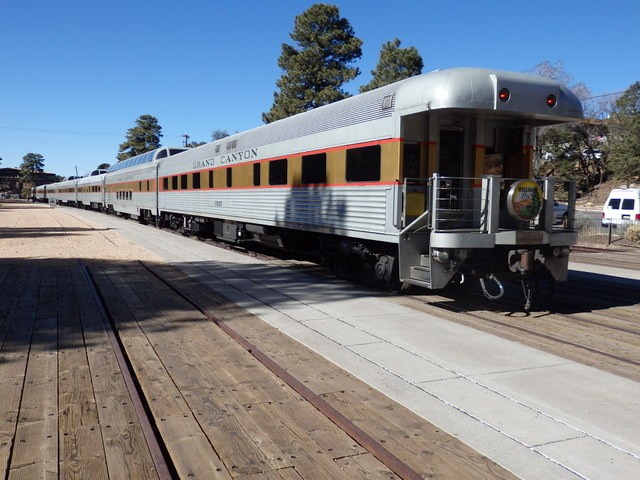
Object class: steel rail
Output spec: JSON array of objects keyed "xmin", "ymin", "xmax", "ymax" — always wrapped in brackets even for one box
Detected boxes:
[
  {"xmin": 80, "ymin": 262, "xmax": 174, "ymax": 480},
  {"xmin": 139, "ymin": 260, "xmax": 424, "ymax": 480}
]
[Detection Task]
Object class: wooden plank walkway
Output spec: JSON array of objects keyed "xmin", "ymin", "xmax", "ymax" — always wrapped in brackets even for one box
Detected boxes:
[
  {"xmin": 0, "ymin": 262, "xmax": 158, "ymax": 479},
  {"xmin": 0, "ymin": 258, "xmax": 516, "ymax": 479}
]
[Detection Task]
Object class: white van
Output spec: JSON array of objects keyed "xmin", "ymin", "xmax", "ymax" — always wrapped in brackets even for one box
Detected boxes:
[{"xmin": 601, "ymin": 188, "xmax": 640, "ymax": 227}]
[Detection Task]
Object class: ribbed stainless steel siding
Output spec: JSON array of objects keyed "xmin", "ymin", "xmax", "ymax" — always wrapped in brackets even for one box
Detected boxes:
[{"xmin": 158, "ymin": 185, "xmax": 393, "ymax": 241}]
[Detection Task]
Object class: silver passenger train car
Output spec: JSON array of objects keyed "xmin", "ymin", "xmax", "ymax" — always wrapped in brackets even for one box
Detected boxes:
[{"xmin": 41, "ymin": 68, "xmax": 583, "ymax": 305}]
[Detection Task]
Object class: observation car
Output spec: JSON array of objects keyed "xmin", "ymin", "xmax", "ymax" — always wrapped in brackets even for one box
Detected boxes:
[
  {"xmin": 42, "ymin": 67, "xmax": 583, "ymax": 308},
  {"xmin": 104, "ymin": 148, "xmax": 186, "ymax": 220}
]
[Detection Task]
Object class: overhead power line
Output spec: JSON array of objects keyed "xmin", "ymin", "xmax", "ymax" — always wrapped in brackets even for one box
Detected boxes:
[
  {"xmin": 583, "ymin": 91, "xmax": 625, "ymax": 100},
  {"xmin": 0, "ymin": 125, "xmax": 121, "ymax": 136},
  {"xmin": 0, "ymin": 125, "xmax": 183, "ymax": 139}
]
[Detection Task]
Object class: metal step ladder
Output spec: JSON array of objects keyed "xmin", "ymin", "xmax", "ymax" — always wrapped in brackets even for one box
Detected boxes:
[{"xmin": 409, "ymin": 255, "xmax": 432, "ymax": 286}]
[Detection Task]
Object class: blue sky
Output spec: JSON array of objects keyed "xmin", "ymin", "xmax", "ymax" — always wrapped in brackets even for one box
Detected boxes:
[{"xmin": 1, "ymin": 0, "xmax": 639, "ymax": 177}]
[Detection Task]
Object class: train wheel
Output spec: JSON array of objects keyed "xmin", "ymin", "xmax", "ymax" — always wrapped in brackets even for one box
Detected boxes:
[{"xmin": 168, "ymin": 214, "xmax": 182, "ymax": 231}]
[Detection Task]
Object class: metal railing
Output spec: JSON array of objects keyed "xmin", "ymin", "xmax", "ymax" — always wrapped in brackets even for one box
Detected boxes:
[{"xmin": 402, "ymin": 174, "xmax": 577, "ymax": 233}]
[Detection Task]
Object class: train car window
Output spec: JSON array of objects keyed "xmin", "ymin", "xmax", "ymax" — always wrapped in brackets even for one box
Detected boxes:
[
  {"xmin": 163, "ymin": 178, "xmax": 169, "ymax": 190},
  {"xmin": 253, "ymin": 163, "xmax": 261, "ymax": 186},
  {"xmin": 269, "ymin": 159, "xmax": 288, "ymax": 185},
  {"xmin": 146, "ymin": 180, "xmax": 150, "ymax": 191},
  {"xmin": 181, "ymin": 175, "xmax": 188, "ymax": 190},
  {"xmin": 209, "ymin": 170, "xmax": 214, "ymax": 189},
  {"xmin": 302, "ymin": 153, "xmax": 327, "ymax": 184},
  {"xmin": 346, "ymin": 145, "xmax": 381, "ymax": 182},
  {"xmin": 172, "ymin": 176, "xmax": 178, "ymax": 190},
  {"xmin": 226, "ymin": 168, "xmax": 233, "ymax": 188},
  {"xmin": 193, "ymin": 172, "xmax": 201, "ymax": 189},
  {"xmin": 157, "ymin": 149, "xmax": 168, "ymax": 159}
]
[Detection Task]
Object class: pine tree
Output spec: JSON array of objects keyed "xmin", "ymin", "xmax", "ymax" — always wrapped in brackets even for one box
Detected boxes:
[
  {"xmin": 262, "ymin": 4, "xmax": 362, "ymax": 123},
  {"xmin": 117, "ymin": 114, "xmax": 163, "ymax": 161},
  {"xmin": 359, "ymin": 38, "xmax": 423, "ymax": 93},
  {"xmin": 20, "ymin": 153, "xmax": 45, "ymax": 186},
  {"xmin": 608, "ymin": 82, "xmax": 640, "ymax": 186},
  {"xmin": 211, "ymin": 130, "xmax": 229, "ymax": 141}
]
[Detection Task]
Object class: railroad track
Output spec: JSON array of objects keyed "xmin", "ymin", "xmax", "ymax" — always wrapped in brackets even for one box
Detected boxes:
[{"xmin": 572, "ymin": 245, "xmax": 640, "ymax": 270}]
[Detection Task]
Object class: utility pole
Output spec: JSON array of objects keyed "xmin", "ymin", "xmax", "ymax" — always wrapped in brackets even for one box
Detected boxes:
[{"xmin": 182, "ymin": 134, "xmax": 190, "ymax": 147}]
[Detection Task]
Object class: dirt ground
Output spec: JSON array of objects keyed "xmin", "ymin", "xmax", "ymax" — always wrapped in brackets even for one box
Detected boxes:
[
  {"xmin": 576, "ymin": 179, "xmax": 639, "ymax": 209},
  {"xmin": 0, "ymin": 200, "xmax": 162, "ymax": 262}
]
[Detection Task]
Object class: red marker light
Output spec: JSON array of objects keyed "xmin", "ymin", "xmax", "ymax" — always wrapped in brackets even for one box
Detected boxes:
[
  {"xmin": 499, "ymin": 88, "xmax": 510, "ymax": 102},
  {"xmin": 546, "ymin": 94, "xmax": 557, "ymax": 108}
]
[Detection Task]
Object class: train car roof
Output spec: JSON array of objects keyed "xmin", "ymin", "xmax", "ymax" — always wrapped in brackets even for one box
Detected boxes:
[
  {"xmin": 394, "ymin": 67, "xmax": 584, "ymax": 121},
  {"xmin": 204, "ymin": 67, "xmax": 583, "ymax": 154},
  {"xmin": 107, "ymin": 147, "xmax": 187, "ymax": 173}
]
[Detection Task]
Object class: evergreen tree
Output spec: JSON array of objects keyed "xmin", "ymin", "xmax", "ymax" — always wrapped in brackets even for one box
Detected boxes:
[
  {"xmin": 117, "ymin": 114, "xmax": 163, "ymax": 161},
  {"xmin": 212, "ymin": 130, "xmax": 230, "ymax": 141},
  {"xmin": 531, "ymin": 60, "xmax": 613, "ymax": 193},
  {"xmin": 608, "ymin": 81, "xmax": 640, "ymax": 186},
  {"xmin": 20, "ymin": 153, "xmax": 45, "ymax": 186},
  {"xmin": 262, "ymin": 3, "xmax": 362, "ymax": 123},
  {"xmin": 359, "ymin": 38, "xmax": 423, "ymax": 93}
]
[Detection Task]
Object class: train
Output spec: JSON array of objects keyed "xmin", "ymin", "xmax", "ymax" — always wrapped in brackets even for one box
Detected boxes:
[{"xmin": 36, "ymin": 67, "xmax": 583, "ymax": 308}]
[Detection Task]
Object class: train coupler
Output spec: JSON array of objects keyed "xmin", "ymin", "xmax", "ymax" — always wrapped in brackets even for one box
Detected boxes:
[{"xmin": 479, "ymin": 273, "xmax": 504, "ymax": 300}]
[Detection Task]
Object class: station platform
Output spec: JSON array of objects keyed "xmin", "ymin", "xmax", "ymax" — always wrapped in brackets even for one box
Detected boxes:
[
  {"xmin": 2, "ymin": 202, "xmax": 639, "ymax": 479},
  {"xmin": 64, "ymin": 207, "xmax": 640, "ymax": 480},
  {"xmin": 0, "ymin": 202, "xmax": 513, "ymax": 479}
]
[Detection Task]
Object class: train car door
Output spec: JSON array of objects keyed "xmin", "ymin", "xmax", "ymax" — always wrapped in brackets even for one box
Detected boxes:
[
  {"xmin": 437, "ymin": 129, "xmax": 466, "ymax": 212},
  {"xmin": 439, "ymin": 130, "xmax": 464, "ymax": 178}
]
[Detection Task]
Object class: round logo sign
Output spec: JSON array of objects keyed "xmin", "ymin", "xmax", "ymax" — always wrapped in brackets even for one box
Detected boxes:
[{"xmin": 506, "ymin": 180, "xmax": 544, "ymax": 222}]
